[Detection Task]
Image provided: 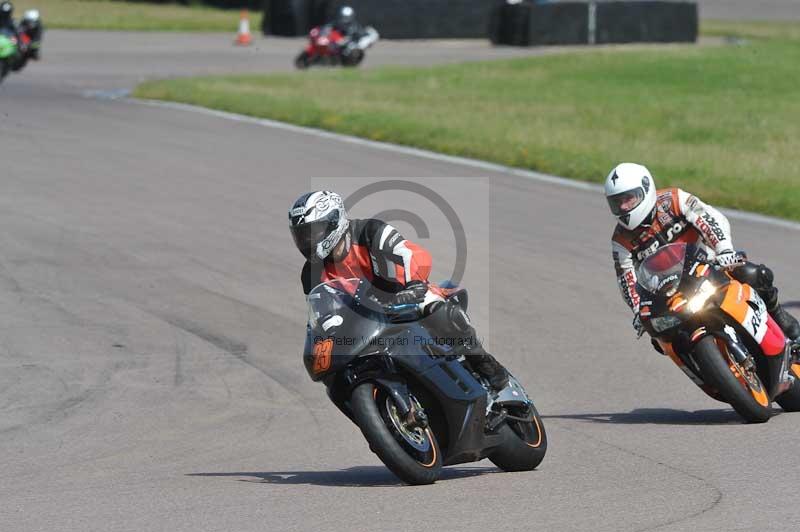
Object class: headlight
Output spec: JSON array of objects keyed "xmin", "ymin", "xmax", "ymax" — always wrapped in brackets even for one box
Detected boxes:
[
  {"xmin": 651, "ymin": 315, "xmax": 682, "ymax": 333},
  {"xmin": 688, "ymin": 281, "xmax": 717, "ymax": 313}
]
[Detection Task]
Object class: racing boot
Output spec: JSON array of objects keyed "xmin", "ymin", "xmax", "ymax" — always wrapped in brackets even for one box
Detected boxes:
[
  {"xmin": 423, "ymin": 298, "xmax": 510, "ymax": 392},
  {"xmin": 762, "ymin": 287, "xmax": 800, "ymax": 344},
  {"xmin": 731, "ymin": 263, "xmax": 800, "ymax": 343},
  {"xmin": 771, "ymin": 303, "xmax": 800, "ymax": 344},
  {"xmin": 464, "ymin": 345, "xmax": 510, "ymax": 392}
]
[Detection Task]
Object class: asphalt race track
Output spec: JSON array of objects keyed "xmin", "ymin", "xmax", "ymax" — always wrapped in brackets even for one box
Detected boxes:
[{"xmin": 1, "ymin": 25, "xmax": 799, "ymax": 532}]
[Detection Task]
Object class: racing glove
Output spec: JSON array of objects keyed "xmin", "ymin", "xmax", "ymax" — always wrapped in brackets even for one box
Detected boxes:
[
  {"xmin": 633, "ymin": 313, "xmax": 645, "ymax": 338},
  {"xmin": 392, "ymin": 280, "xmax": 428, "ymax": 306},
  {"xmin": 716, "ymin": 250, "xmax": 746, "ymax": 270}
]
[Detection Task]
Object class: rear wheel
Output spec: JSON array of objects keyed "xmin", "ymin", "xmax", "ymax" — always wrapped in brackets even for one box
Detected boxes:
[
  {"xmin": 350, "ymin": 382, "xmax": 442, "ymax": 485},
  {"xmin": 341, "ymin": 49, "xmax": 364, "ymax": 67},
  {"xmin": 693, "ymin": 336, "xmax": 771, "ymax": 423},
  {"xmin": 776, "ymin": 363, "xmax": 800, "ymax": 412},
  {"xmin": 0, "ymin": 59, "xmax": 8, "ymax": 81},
  {"xmin": 489, "ymin": 403, "xmax": 547, "ymax": 472}
]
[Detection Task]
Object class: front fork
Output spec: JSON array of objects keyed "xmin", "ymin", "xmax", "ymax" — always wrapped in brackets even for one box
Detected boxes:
[
  {"xmin": 334, "ymin": 355, "xmax": 427, "ymax": 428},
  {"xmin": 690, "ymin": 326, "xmax": 794, "ymax": 399}
]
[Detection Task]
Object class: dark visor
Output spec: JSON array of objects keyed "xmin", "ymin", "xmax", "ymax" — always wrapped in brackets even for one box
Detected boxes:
[
  {"xmin": 607, "ymin": 188, "xmax": 645, "ymax": 216},
  {"xmin": 290, "ymin": 211, "xmax": 339, "ymax": 260}
]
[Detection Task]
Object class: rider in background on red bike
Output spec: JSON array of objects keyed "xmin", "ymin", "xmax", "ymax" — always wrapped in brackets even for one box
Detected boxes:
[
  {"xmin": 605, "ymin": 162, "xmax": 800, "ymax": 347},
  {"xmin": 289, "ymin": 190, "xmax": 510, "ymax": 391},
  {"xmin": 321, "ymin": 6, "xmax": 375, "ymax": 54},
  {"xmin": 328, "ymin": 6, "xmax": 364, "ymax": 42}
]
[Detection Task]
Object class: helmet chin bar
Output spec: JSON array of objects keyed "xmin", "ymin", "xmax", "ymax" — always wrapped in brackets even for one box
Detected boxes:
[
  {"xmin": 325, "ymin": 231, "xmax": 351, "ymax": 263},
  {"xmin": 640, "ymin": 207, "xmax": 657, "ymax": 228}
]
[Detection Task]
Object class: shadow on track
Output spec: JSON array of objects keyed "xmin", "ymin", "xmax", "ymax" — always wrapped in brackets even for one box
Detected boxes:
[
  {"xmin": 188, "ymin": 465, "xmax": 501, "ymax": 487},
  {"xmin": 542, "ymin": 408, "xmax": 747, "ymax": 426}
]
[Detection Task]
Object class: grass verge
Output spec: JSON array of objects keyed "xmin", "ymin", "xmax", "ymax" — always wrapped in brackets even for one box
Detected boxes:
[
  {"xmin": 135, "ymin": 22, "xmax": 800, "ymax": 220},
  {"xmin": 17, "ymin": 0, "xmax": 259, "ymax": 31}
]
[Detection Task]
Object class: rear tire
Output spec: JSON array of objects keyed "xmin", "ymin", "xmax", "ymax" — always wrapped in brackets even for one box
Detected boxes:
[
  {"xmin": 693, "ymin": 336, "xmax": 771, "ymax": 423},
  {"xmin": 351, "ymin": 382, "xmax": 442, "ymax": 485},
  {"xmin": 341, "ymin": 49, "xmax": 364, "ymax": 67},
  {"xmin": 489, "ymin": 403, "xmax": 547, "ymax": 472},
  {"xmin": 776, "ymin": 363, "xmax": 800, "ymax": 412}
]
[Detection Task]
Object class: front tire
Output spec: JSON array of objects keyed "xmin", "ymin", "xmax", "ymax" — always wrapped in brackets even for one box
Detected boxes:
[
  {"xmin": 693, "ymin": 336, "xmax": 771, "ymax": 423},
  {"xmin": 294, "ymin": 51, "xmax": 311, "ymax": 69},
  {"xmin": 350, "ymin": 382, "xmax": 442, "ymax": 485},
  {"xmin": 10, "ymin": 55, "xmax": 26, "ymax": 72},
  {"xmin": 489, "ymin": 403, "xmax": 547, "ymax": 472}
]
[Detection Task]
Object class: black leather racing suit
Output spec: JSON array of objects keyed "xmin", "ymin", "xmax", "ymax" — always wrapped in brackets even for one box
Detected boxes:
[{"xmin": 302, "ymin": 218, "xmax": 510, "ymax": 389}]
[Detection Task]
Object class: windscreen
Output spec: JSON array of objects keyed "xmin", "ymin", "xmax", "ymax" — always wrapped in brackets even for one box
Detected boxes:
[
  {"xmin": 637, "ymin": 243, "xmax": 687, "ymax": 296},
  {"xmin": 306, "ymin": 277, "xmax": 361, "ymax": 330}
]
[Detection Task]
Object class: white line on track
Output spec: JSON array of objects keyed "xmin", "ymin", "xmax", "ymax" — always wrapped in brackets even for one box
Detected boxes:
[{"xmin": 125, "ymin": 95, "xmax": 800, "ymax": 232}]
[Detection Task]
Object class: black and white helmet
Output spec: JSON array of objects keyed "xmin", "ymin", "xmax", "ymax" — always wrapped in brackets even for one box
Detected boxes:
[{"xmin": 289, "ymin": 191, "xmax": 350, "ymax": 262}]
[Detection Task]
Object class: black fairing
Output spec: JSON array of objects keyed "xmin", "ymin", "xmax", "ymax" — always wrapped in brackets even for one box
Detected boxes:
[{"xmin": 302, "ymin": 279, "xmax": 508, "ymax": 466}]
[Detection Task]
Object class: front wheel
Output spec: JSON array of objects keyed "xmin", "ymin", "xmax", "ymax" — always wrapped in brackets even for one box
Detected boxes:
[
  {"xmin": 10, "ymin": 54, "xmax": 26, "ymax": 72},
  {"xmin": 294, "ymin": 51, "xmax": 311, "ymax": 69},
  {"xmin": 489, "ymin": 403, "xmax": 547, "ymax": 472},
  {"xmin": 693, "ymin": 336, "xmax": 771, "ymax": 423},
  {"xmin": 350, "ymin": 382, "xmax": 442, "ymax": 485},
  {"xmin": 0, "ymin": 59, "xmax": 8, "ymax": 81}
]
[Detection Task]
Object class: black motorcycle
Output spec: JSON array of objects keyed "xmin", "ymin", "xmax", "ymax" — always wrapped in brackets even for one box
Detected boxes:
[{"xmin": 302, "ymin": 277, "xmax": 546, "ymax": 485}]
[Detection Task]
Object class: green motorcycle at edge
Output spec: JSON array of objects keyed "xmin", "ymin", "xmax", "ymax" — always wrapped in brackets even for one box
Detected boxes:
[
  {"xmin": 0, "ymin": 9, "xmax": 43, "ymax": 84},
  {"xmin": 0, "ymin": 29, "xmax": 16, "ymax": 81}
]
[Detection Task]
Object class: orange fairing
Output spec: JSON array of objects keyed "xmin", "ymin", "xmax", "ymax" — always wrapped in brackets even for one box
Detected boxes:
[{"xmin": 720, "ymin": 280, "xmax": 750, "ymax": 325}]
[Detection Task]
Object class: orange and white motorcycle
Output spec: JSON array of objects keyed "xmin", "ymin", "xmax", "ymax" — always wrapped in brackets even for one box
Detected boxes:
[{"xmin": 637, "ymin": 242, "xmax": 800, "ymax": 423}]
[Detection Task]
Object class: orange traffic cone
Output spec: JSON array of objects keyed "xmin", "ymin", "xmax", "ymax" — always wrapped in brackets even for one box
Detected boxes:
[{"xmin": 235, "ymin": 9, "xmax": 252, "ymax": 46}]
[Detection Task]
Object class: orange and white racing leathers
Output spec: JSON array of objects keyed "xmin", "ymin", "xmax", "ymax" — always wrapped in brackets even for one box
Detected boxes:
[
  {"xmin": 611, "ymin": 187, "xmax": 800, "ymax": 342},
  {"xmin": 611, "ymin": 187, "xmax": 734, "ymax": 314}
]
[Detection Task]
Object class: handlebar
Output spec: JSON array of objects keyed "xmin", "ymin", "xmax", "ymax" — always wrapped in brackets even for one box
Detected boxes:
[{"xmin": 381, "ymin": 302, "xmax": 422, "ymax": 323}]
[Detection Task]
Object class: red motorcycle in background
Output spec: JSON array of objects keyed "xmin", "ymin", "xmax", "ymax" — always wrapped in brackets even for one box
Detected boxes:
[{"xmin": 294, "ymin": 24, "xmax": 378, "ymax": 69}]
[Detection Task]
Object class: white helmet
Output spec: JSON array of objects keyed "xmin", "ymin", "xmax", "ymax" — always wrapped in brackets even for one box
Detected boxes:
[
  {"xmin": 289, "ymin": 191, "xmax": 350, "ymax": 262},
  {"xmin": 22, "ymin": 9, "xmax": 39, "ymax": 22},
  {"xmin": 604, "ymin": 163, "xmax": 656, "ymax": 230}
]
